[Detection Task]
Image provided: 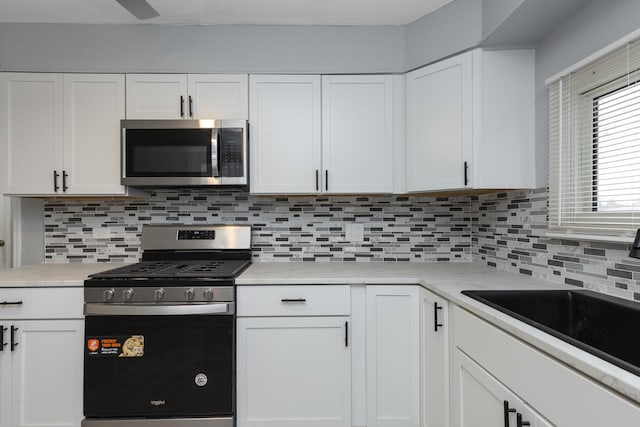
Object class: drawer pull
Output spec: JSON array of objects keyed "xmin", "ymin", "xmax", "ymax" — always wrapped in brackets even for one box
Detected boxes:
[
  {"xmin": 280, "ymin": 298, "xmax": 307, "ymax": 303},
  {"xmin": 0, "ymin": 300, "xmax": 23, "ymax": 306}
]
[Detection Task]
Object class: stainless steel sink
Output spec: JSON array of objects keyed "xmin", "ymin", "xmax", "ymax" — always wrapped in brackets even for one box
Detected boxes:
[{"xmin": 461, "ymin": 289, "xmax": 640, "ymax": 376}]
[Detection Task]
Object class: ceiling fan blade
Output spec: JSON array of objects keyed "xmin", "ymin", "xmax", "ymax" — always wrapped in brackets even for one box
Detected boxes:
[{"xmin": 115, "ymin": 0, "xmax": 160, "ymax": 20}]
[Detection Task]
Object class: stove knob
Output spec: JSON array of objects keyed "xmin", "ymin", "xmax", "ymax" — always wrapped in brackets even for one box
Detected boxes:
[
  {"xmin": 123, "ymin": 288, "xmax": 134, "ymax": 302},
  {"xmin": 185, "ymin": 288, "xmax": 195, "ymax": 301},
  {"xmin": 103, "ymin": 289, "xmax": 115, "ymax": 302},
  {"xmin": 203, "ymin": 288, "xmax": 214, "ymax": 301},
  {"xmin": 154, "ymin": 288, "xmax": 165, "ymax": 301}
]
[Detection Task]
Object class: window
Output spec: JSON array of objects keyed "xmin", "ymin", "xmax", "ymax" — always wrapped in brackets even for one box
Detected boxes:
[{"xmin": 548, "ymin": 39, "xmax": 640, "ymax": 240}]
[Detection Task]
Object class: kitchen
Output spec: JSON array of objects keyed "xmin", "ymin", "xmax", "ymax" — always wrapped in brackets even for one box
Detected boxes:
[{"xmin": 1, "ymin": 0, "xmax": 640, "ymax": 426}]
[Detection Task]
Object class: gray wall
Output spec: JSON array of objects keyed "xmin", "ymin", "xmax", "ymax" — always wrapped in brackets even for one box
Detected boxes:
[
  {"xmin": 481, "ymin": 0, "xmax": 526, "ymax": 41},
  {"xmin": 535, "ymin": 0, "xmax": 640, "ymax": 186},
  {"xmin": 404, "ymin": 0, "xmax": 482, "ymax": 71},
  {"xmin": 0, "ymin": 23, "xmax": 405, "ymax": 73}
]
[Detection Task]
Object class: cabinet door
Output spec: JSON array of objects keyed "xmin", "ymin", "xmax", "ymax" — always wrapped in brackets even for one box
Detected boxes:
[
  {"xmin": 366, "ymin": 286, "xmax": 420, "ymax": 427},
  {"xmin": 188, "ymin": 74, "xmax": 248, "ymax": 119},
  {"xmin": 421, "ymin": 289, "xmax": 449, "ymax": 427},
  {"xmin": 237, "ymin": 316, "xmax": 351, "ymax": 427},
  {"xmin": 406, "ymin": 52, "xmax": 472, "ymax": 192},
  {"xmin": 0, "ymin": 322, "xmax": 11, "ymax": 427},
  {"xmin": 63, "ymin": 74, "xmax": 126, "ymax": 195},
  {"xmin": 521, "ymin": 403, "xmax": 555, "ymax": 427},
  {"xmin": 452, "ymin": 349, "xmax": 523, "ymax": 427},
  {"xmin": 321, "ymin": 75, "xmax": 393, "ymax": 193},
  {"xmin": 249, "ymin": 75, "xmax": 322, "ymax": 194},
  {"xmin": 0, "ymin": 73, "xmax": 63, "ymax": 195},
  {"xmin": 125, "ymin": 74, "xmax": 188, "ymax": 119},
  {"xmin": 10, "ymin": 319, "xmax": 84, "ymax": 427}
]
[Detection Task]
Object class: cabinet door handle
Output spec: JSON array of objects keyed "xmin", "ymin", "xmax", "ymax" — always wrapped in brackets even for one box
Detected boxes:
[
  {"xmin": 0, "ymin": 326, "xmax": 7, "ymax": 351},
  {"xmin": 464, "ymin": 161, "xmax": 469, "ymax": 186},
  {"xmin": 53, "ymin": 170, "xmax": 60, "ymax": 192},
  {"xmin": 180, "ymin": 95, "xmax": 185, "ymax": 117},
  {"xmin": 325, "ymin": 170, "xmax": 329, "ymax": 191},
  {"xmin": 188, "ymin": 95, "xmax": 193, "ymax": 117},
  {"xmin": 10, "ymin": 326, "xmax": 18, "ymax": 352},
  {"xmin": 62, "ymin": 170, "xmax": 68, "ymax": 192},
  {"xmin": 315, "ymin": 170, "xmax": 319, "ymax": 191},
  {"xmin": 345, "ymin": 321, "xmax": 349, "ymax": 347},
  {"xmin": 516, "ymin": 413, "xmax": 530, "ymax": 427},
  {"xmin": 503, "ymin": 401, "xmax": 516, "ymax": 427},
  {"xmin": 434, "ymin": 302, "xmax": 444, "ymax": 332},
  {"xmin": 0, "ymin": 300, "xmax": 23, "ymax": 306},
  {"xmin": 280, "ymin": 298, "xmax": 307, "ymax": 304},
  {"xmin": 280, "ymin": 298, "xmax": 306, "ymax": 303}
]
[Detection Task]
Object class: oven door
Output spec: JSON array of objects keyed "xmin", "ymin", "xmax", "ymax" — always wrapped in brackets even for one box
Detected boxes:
[{"xmin": 83, "ymin": 308, "xmax": 233, "ymax": 419}]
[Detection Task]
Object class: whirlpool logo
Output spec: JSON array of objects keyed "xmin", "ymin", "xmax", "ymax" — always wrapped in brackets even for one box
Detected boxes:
[{"xmin": 150, "ymin": 400, "xmax": 166, "ymax": 407}]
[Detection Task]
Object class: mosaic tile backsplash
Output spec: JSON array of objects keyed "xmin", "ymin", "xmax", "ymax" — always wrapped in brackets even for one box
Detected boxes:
[
  {"xmin": 471, "ymin": 188, "xmax": 640, "ymax": 302},
  {"xmin": 44, "ymin": 189, "xmax": 472, "ymax": 263},
  {"xmin": 43, "ymin": 187, "xmax": 640, "ymax": 301}
]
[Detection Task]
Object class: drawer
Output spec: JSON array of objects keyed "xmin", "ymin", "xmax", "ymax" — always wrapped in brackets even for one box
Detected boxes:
[
  {"xmin": 0, "ymin": 287, "xmax": 84, "ymax": 319},
  {"xmin": 237, "ymin": 285, "xmax": 350, "ymax": 317}
]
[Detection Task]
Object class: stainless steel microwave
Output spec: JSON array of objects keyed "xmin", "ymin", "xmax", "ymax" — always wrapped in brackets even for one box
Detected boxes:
[{"xmin": 121, "ymin": 119, "xmax": 248, "ymax": 187}]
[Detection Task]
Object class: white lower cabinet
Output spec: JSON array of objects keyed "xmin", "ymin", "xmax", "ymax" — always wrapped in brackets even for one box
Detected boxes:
[
  {"xmin": 237, "ymin": 284, "xmax": 432, "ymax": 427},
  {"xmin": 5, "ymin": 320, "xmax": 84, "ymax": 427},
  {"xmin": 452, "ymin": 305, "xmax": 640, "ymax": 427},
  {"xmin": 0, "ymin": 287, "xmax": 84, "ymax": 427},
  {"xmin": 236, "ymin": 285, "xmax": 351, "ymax": 427},
  {"xmin": 453, "ymin": 349, "xmax": 552, "ymax": 427},
  {"xmin": 236, "ymin": 316, "xmax": 351, "ymax": 427},
  {"xmin": 421, "ymin": 288, "xmax": 449, "ymax": 427},
  {"xmin": 365, "ymin": 286, "xmax": 420, "ymax": 427}
]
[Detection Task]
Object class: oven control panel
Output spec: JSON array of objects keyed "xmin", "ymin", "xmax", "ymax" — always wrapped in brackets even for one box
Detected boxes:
[
  {"xmin": 84, "ymin": 286, "xmax": 234, "ymax": 304},
  {"xmin": 178, "ymin": 230, "xmax": 216, "ymax": 240}
]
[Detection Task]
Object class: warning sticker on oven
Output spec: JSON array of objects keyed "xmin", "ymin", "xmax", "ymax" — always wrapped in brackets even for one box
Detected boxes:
[{"xmin": 86, "ymin": 335, "xmax": 144, "ymax": 358}]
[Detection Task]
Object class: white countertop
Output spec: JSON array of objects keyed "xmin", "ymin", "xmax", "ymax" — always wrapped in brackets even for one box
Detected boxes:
[
  {"xmin": 0, "ymin": 263, "xmax": 119, "ymax": 287},
  {"xmin": 238, "ymin": 261, "xmax": 640, "ymax": 404},
  {"xmin": 2, "ymin": 260, "xmax": 639, "ymax": 403}
]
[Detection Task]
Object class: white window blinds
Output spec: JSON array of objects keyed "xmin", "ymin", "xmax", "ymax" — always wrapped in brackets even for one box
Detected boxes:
[{"xmin": 548, "ymin": 39, "xmax": 640, "ymax": 240}]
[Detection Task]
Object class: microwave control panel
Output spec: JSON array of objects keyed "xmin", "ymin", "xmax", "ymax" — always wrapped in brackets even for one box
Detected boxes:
[{"xmin": 219, "ymin": 128, "xmax": 244, "ymax": 177}]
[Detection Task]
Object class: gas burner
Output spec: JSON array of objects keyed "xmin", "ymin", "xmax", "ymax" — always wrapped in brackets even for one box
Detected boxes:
[{"xmin": 85, "ymin": 225, "xmax": 252, "ymax": 286}]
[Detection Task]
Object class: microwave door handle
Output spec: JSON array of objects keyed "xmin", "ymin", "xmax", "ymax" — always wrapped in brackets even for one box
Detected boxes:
[{"xmin": 211, "ymin": 129, "xmax": 219, "ymax": 177}]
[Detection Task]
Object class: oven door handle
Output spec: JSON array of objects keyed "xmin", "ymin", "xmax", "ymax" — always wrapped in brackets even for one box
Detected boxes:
[{"xmin": 84, "ymin": 302, "xmax": 235, "ymax": 316}]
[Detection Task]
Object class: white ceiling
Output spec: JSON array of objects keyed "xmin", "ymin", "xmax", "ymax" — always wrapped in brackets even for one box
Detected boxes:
[{"xmin": 0, "ymin": 0, "xmax": 455, "ymax": 26}]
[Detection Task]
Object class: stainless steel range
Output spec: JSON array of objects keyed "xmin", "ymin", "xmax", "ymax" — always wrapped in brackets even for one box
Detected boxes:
[{"xmin": 82, "ymin": 224, "xmax": 251, "ymax": 427}]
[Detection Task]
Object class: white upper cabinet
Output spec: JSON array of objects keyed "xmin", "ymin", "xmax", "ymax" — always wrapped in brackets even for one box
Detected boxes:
[
  {"xmin": 406, "ymin": 53, "xmax": 472, "ymax": 192},
  {"xmin": 249, "ymin": 74, "xmax": 322, "ymax": 194},
  {"xmin": 188, "ymin": 74, "xmax": 248, "ymax": 119},
  {"xmin": 126, "ymin": 74, "xmax": 248, "ymax": 119},
  {"xmin": 0, "ymin": 73, "xmax": 63, "ymax": 195},
  {"xmin": 63, "ymin": 74, "xmax": 125, "ymax": 195},
  {"xmin": 0, "ymin": 73, "xmax": 129, "ymax": 196},
  {"xmin": 322, "ymin": 75, "xmax": 394, "ymax": 194},
  {"xmin": 250, "ymin": 74, "xmax": 396, "ymax": 195},
  {"xmin": 406, "ymin": 49, "xmax": 535, "ymax": 192}
]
